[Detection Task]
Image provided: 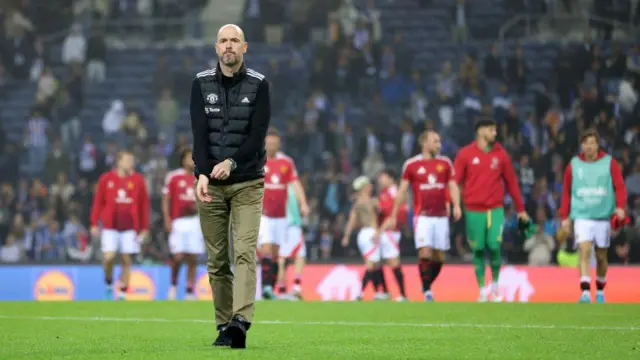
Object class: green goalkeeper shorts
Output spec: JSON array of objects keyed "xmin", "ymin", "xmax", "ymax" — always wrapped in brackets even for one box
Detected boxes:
[{"xmin": 464, "ymin": 207, "xmax": 504, "ymax": 251}]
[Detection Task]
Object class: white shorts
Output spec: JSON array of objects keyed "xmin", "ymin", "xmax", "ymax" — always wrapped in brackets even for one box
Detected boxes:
[
  {"xmin": 169, "ymin": 216, "xmax": 205, "ymax": 254},
  {"xmin": 356, "ymin": 228, "xmax": 400, "ymax": 263},
  {"xmin": 414, "ymin": 216, "xmax": 450, "ymax": 251},
  {"xmin": 258, "ymin": 216, "xmax": 288, "ymax": 246},
  {"xmin": 101, "ymin": 229, "xmax": 140, "ymax": 254},
  {"xmin": 574, "ymin": 219, "xmax": 611, "ymax": 248},
  {"xmin": 279, "ymin": 226, "xmax": 307, "ymax": 258}
]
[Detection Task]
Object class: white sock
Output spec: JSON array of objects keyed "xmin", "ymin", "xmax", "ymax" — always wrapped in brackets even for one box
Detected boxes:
[
  {"xmin": 582, "ymin": 290, "xmax": 590, "ymax": 296},
  {"xmin": 491, "ymin": 282, "xmax": 499, "ymax": 292}
]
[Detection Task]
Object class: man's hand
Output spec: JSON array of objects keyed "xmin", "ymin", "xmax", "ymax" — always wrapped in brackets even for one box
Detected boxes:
[
  {"xmin": 517, "ymin": 212, "xmax": 530, "ymax": 222},
  {"xmin": 452, "ymin": 205, "xmax": 462, "ymax": 221},
  {"xmin": 615, "ymin": 207, "xmax": 626, "ymax": 220},
  {"xmin": 341, "ymin": 236, "xmax": 349, "ymax": 247},
  {"xmin": 381, "ymin": 217, "xmax": 397, "ymax": 232},
  {"xmin": 300, "ymin": 202, "xmax": 310, "ymax": 217},
  {"xmin": 90, "ymin": 226, "xmax": 100, "ymax": 238},
  {"xmin": 211, "ymin": 160, "xmax": 232, "ymax": 180},
  {"xmin": 137, "ymin": 230, "xmax": 149, "ymax": 243},
  {"xmin": 196, "ymin": 174, "xmax": 213, "ymax": 203},
  {"xmin": 561, "ymin": 218, "xmax": 571, "ymax": 234}
]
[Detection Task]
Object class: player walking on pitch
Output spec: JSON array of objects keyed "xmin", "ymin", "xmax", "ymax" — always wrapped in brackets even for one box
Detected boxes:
[
  {"xmin": 91, "ymin": 151, "xmax": 149, "ymax": 300},
  {"xmin": 559, "ymin": 129, "xmax": 627, "ymax": 303},
  {"xmin": 259, "ymin": 128, "xmax": 309, "ymax": 299},
  {"xmin": 374, "ymin": 170, "xmax": 408, "ymax": 301},
  {"xmin": 343, "ymin": 176, "xmax": 387, "ymax": 300},
  {"xmin": 382, "ymin": 131, "xmax": 461, "ymax": 301},
  {"xmin": 454, "ymin": 119, "xmax": 528, "ymax": 302},
  {"xmin": 163, "ymin": 149, "xmax": 204, "ymax": 300},
  {"xmin": 276, "ymin": 184, "xmax": 307, "ymax": 300}
]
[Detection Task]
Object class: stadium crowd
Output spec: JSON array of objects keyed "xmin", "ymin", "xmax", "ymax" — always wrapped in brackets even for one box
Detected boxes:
[{"xmin": 1, "ymin": 0, "xmax": 640, "ymax": 266}]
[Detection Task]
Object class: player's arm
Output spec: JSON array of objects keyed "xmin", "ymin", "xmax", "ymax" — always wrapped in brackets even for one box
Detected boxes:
[
  {"xmin": 288, "ymin": 160, "xmax": 309, "ymax": 216},
  {"xmin": 161, "ymin": 175, "xmax": 172, "ymax": 232},
  {"xmin": 380, "ymin": 179, "xmax": 410, "ymax": 232},
  {"xmin": 138, "ymin": 175, "xmax": 150, "ymax": 236},
  {"xmin": 291, "ymin": 179, "xmax": 309, "ymax": 213},
  {"xmin": 558, "ymin": 162, "xmax": 573, "ymax": 221},
  {"xmin": 501, "ymin": 153, "xmax": 526, "ymax": 216},
  {"xmin": 610, "ymin": 159, "xmax": 628, "ymax": 218},
  {"xmin": 448, "ymin": 180, "xmax": 462, "ymax": 220},
  {"xmin": 190, "ymin": 77, "xmax": 214, "ymax": 177},
  {"xmin": 559, "ymin": 162, "xmax": 573, "ymax": 233},
  {"xmin": 89, "ymin": 175, "xmax": 105, "ymax": 236},
  {"xmin": 453, "ymin": 151, "xmax": 467, "ymax": 186},
  {"xmin": 341, "ymin": 206, "xmax": 357, "ymax": 247}
]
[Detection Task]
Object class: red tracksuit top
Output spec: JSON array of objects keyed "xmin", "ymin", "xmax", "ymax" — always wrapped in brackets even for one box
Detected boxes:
[
  {"xmin": 454, "ymin": 141, "xmax": 525, "ymax": 212},
  {"xmin": 90, "ymin": 170, "xmax": 150, "ymax": 232}
]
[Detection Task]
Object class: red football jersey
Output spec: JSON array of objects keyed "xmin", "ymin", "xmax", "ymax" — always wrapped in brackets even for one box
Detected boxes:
[
  {"xmin": 263, "ymin": 152, "xmax": 298, "ymax": 218},
  {"xmin": 378, "ymin": 185, "xmax": 408, "ymax": 231},
  {"xmin": 162, "ymin": 168, "xmax": 197, "ymax": 220},
  {"xmin": 90, "ymin": 170, "xmax": 149, "ymax": 231},
  {"xmin": 401, "ymin": 154, "xmax": 454, "ymax": 217}
]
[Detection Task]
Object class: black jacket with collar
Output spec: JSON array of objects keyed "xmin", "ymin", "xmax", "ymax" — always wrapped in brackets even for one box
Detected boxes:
[{"xmin": 190, "ymin": 62, "xmax": 271, "ymax": 185}]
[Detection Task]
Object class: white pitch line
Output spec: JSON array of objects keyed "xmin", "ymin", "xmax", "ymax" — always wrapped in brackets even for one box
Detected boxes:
[{"xmin": 0, "ymin": 315, "xmax": 638, "ymax": 331}]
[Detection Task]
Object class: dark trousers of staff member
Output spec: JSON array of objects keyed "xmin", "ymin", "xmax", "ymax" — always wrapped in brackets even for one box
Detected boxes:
[{"xmin": 196, "ymin": 179, "xmax": 264, "ymax": 326}]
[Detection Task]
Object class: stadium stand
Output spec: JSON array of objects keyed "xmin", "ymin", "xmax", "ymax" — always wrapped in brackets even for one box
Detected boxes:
[{"xmin": 0, "ymin": 0, "xmax": 639, "ymax": 265}]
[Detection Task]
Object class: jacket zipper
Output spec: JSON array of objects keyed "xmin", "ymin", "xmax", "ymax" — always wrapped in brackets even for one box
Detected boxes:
[{"xmin": 219, "ymin": 85, "xmax": 229, "ymax": 161}]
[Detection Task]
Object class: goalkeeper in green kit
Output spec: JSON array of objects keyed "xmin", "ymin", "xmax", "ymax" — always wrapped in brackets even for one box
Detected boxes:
[{"xmin": 453, "ymin": 119, "xmax": 530, "ymax": 302}]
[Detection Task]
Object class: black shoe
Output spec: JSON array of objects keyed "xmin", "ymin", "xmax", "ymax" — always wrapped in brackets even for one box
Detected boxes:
[
  {"xmin": 225, "ymin": 315, "xmax": 250, "ymax": 349},
  {"xmin": 212, "ymin": 324, "xmax": 231, "ymax": 347}
]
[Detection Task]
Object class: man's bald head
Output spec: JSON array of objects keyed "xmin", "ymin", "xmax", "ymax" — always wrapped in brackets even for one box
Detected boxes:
[
  {"xmin": 217, "ymin": 24, "xmax": 245, "ymax": 42},
  {"xmin": 215, "ymin": 24, "xmax": 248, "ymax": 70}
]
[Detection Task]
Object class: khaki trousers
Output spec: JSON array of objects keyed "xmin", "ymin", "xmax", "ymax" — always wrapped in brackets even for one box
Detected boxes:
[{"xmin": 196, "ymin": 178, "xmax": 264, "ymax": 325}]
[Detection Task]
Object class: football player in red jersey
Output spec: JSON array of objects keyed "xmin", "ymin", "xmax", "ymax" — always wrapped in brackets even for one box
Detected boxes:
[
  {"xmin": 163, "ymin": 149, "xmax": 202, "ymax": 300},
  {"xmin": 259, "ymin": 128, "xmax": 309, "ymax": 299},
  {"xmin": 91, "ymin": 151, "xmax": 150, "ymax": 300},
  {"xmin": 381, "ymin": 130, "xmax": 461, "ymax": 301},
  {"xmin": 374, "ymin": 169, "xmax": 408, "ymax": 301}
]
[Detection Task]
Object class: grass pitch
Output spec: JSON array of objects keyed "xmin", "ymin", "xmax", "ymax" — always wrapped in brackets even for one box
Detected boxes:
[{"xmin": 0, "ymin": 301, "xmax": 639, "ymax": 359}]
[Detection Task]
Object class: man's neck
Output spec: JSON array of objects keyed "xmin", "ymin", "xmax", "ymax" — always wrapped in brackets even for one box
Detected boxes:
[
  {"xmin": 584, "ymin": 154, "xmax": 597, "ymax": 161},
  {"xmin": 267, "ymin": 153, "xmax": 277, "ymax": 160},
  {"xmin": 476, "ymin": 138, "xmax": 489, "ymax": 150},
  {"xmin": 116, "ymin": 169, "xmax": 128, "ymax": 177},
  {"xmin": 219, "ymin": 62, "xmax": 242, "ymax": 77},
  {"xmin": 422, "ymin": 151, "xmax": 434, "ymax": 159}
]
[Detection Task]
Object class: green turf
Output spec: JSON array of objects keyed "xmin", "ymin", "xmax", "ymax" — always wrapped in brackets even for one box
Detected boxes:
[{"xmin": 0, "ymin": 301, "xmax": 639, "ymax": 359}]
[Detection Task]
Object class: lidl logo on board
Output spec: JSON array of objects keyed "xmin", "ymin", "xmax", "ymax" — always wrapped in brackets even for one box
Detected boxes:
[
  {"xmin": 33, "ymin": 270, "xmax": 74, "ymax": 301},
  {"xmin": 116, "ymin": 270, "xmax": 155, "ymax": 301}
]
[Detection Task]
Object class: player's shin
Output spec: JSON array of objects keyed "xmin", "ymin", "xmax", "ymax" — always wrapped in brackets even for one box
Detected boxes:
[
  {"xmin": 185, "ymin": 254, "xmax": 197, "ymax": 298},
  {"xmin": 578, "ymin": 242, "xmax": 592, "ymax": 302},
  {"xmin": 418, "ymin": 256, "xmax": 432, "ymax": 294},
  {"xmin": 377, "ymin": 267, "xmax": 388, "ymax": 294},
  {"xmin": 488, "ymin": 246, "xmax": 501, "ymax": 295},
  {"xmin": 103, "ymin": 252, "xmax": 116, "ymax": 297},
  {"xmin": 472, "ymin": 250, "xmax": 486, "ymax": 289},
  {"xmin": 119, "ymin": 254, "xmax": 133, "ymax": 299},
  {"xmin": 595, "ymin": 247, "xmax": 608, "ymax": 302},
  {"xmin": 392, "ymin": 265, "xmax": 406, "ymax": 298},
  {"xmin": 430, "ymin": 250, "xmax": 444, "ymax": 286},
  {"xmin": 259, "ymin": 246, "xmax": 275, "ymax": 298},
  {"xmin": 360, "ymin": 268, "xmax": 374, "ymax": 299},
  {"xmin": 276, "ymin": 257, "xmax": 287, "ymax": 295},
  {"xmin": 169, "ymin": 254, "xmax": 183, "ymax": 300},
  {"xmin": 292, "ymin": 256, "xmax": 304, "ymax": 296}
]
